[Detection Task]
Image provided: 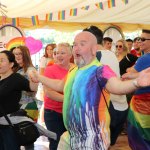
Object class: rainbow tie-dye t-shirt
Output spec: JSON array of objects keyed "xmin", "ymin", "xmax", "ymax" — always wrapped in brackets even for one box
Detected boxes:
[{"xmin": 63, "ymin": 59, "xmax": 116, "ymax": 149}]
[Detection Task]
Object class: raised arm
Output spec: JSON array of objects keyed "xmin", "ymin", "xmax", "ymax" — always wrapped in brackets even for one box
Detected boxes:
[
  {"xmin": 29, "ymin": 70, "xmax": 65, "ymax": 92},
  {"xmin": 106, "ymin": 67, "xmax": 150, "ymax": 94}
]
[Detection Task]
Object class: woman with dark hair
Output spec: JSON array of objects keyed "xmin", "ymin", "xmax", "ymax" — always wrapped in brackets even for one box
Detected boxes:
[{"xmin": 0, "ymin": 50, "xmax": 37, "ymax": 150}]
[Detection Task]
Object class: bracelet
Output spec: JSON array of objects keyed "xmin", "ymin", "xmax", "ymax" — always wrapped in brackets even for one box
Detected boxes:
[{"xmin": 132, "ymin": 80, "xmax": 140, "ymax": 88}]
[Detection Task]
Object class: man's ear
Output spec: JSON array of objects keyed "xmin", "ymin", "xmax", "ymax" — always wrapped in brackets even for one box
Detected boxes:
[
  {"xmin": 10, "ymin": 62, "xmax": 14, "ymax": 69},
  {"xmin": 92, "ymin": 44, "xmax": 98, "ymax": 56}
]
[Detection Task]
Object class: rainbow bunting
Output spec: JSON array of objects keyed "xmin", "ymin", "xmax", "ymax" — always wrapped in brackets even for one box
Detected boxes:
[
  {"xmin": 70, "ymin": 8, "xmax": 77, "ymax": 16},
  {"xmin": 95, "ymin": 2, "xmax": 104, "ymax": 10},
  {"xmin": 81, "ymin": 5, "xmax": 90, "ymax": 10},
  {"xmin": 46, "ymin": 13, "xmax": 53, "ymax": 21},
  {"xmin": 12, "ymin": 18, "xmax": 19, "ymax": 27},
  {"xmin": 58, "ymin": 10, "xmax": 65, "ymax": 20},
  {"xmin": 108, "ymin": 0, "xmax": 116, "ymax": 8},
  {"xmin": 122, "ymin": 0, "xmax": 128, "ymax": 4},
  {"xmin": 2, "ymin": 16, "xmax": 6, "ymax": 25},
  {"xmin": 31, "ymin": 15, "xmax": 39, "ymax": 26}
]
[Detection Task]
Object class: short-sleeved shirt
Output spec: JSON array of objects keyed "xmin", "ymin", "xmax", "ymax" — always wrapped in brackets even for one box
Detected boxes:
[
  {"xmin": 44, "ymin": 64, "xmax": 68, "ymax": 113},
  {"xmin": 63, "ymin": 59, "xmax": 116, "ymax": 149},
  {"xmin": 134, "ymin": 53, "xmax": 150, "ymax": 94}
]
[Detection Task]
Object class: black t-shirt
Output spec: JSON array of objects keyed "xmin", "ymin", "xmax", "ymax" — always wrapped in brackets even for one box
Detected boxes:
[
  {"xmin": 119, "ymin": 53, "xmax": 138, "ymax": 75},
  {"xmin": 0, "ymin": 73, "xmax": 31, "ymax": 116}
]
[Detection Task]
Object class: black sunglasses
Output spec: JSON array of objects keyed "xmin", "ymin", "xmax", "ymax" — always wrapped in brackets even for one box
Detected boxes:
[
  {"xmin": 138, "ymin": 37, "xmax": 150, "ymax": 42},
  {"xmin": 116, "ymin": 45, "xmax": 123, "ymax": 48}
]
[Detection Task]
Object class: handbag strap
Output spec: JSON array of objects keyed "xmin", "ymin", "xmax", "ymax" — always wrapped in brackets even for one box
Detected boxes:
[
  {"xmin": 96, "ymin": 68, "xmax": 110, "ymax": 115},
  {"xmin": 0, "ymin": 105, "xmax": 14, "ymax": 127}
]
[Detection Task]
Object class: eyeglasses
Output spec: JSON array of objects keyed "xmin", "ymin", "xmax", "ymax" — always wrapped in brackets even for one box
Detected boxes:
[
  {"xmin": 138, "ymin": 37, "xmax": 150, "ymax": 42},
  {"xmin": 13, "ymin": 52, "xmax": 22, "ymax": 56},
  {"xmin": 116, "ymin": 45, "xmax": 123, "ymax": 48}
]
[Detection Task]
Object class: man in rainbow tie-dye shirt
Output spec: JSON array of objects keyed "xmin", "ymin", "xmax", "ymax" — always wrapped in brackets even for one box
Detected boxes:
[{"xmin": 30, "ymin": 31, "xmax": 150, "ymax": 150}]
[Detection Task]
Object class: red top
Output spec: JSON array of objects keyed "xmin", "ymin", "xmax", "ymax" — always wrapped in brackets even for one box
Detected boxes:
[{"xmin": 44, "ymin": 64, "xmax": 68, "ymax": 113}]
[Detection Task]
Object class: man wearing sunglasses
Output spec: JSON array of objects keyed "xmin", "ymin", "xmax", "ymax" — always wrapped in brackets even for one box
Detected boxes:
[
  {"xmin": 130, "ymin": 37, "xmax": 142, "ymax": 57},
  {"xmin": 122, "ymin": 29, "xmax": 150, "ymax": 150}
]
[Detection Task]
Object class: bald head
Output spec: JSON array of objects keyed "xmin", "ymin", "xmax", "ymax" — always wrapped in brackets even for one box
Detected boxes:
[
  {"xmin": 73, "ymin": 31, "xmax": 98, "ymax": 68},
  {"xmin": 75, "ymin": 31, "xmax": 97, "ymax": 45}
]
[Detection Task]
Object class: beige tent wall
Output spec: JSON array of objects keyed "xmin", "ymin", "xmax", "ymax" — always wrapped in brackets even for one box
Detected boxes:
[{"xmin": 0, "ymin": 17, "xmax": 150, "ymax": 32}]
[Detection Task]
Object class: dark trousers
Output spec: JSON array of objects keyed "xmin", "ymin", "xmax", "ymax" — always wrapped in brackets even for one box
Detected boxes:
[
  {"xmin": 0, "ymin": 127, "xmax": 20, "ymax": 150},
  {"xmin": 44, "ymin": 109, "xmax": 66, "ymax": 150},
  {"xmin": 109, "ymin": 101, "xmax": 128, "ymax": 145}
]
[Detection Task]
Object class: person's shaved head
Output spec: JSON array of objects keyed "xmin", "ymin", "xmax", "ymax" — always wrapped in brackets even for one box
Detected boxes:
[{"xmin": 73, "ymin": 31, "xmax": 98, "ymax": 68}]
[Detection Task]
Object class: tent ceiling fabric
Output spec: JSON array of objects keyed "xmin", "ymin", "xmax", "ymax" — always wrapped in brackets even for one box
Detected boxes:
[{"xmin": 0, "ymin": 0, "xmax": 150, "ymax": 32}]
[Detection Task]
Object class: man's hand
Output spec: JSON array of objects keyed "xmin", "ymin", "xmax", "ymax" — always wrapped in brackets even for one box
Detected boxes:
[
  {"xmin": 122, "ymin": 72, "xmax": 139, "ymax": 80},
  {"xmin": 136, "ymin": 67, "xmax": 150, "ymax": 87}
]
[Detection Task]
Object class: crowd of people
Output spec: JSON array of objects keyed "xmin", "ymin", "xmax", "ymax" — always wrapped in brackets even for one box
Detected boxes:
[{"xmin": 0, "ymin": 26, "xmax": 150, "ymax": 150}]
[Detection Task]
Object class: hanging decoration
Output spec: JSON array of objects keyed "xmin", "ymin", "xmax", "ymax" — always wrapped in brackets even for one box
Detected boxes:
[
  {"xmin": 108, "ymin": 0, "xmax": 116, "ymax": 8},
  {"xmin": 70, "ymin": 8, "xmax": 77, "ymax": 16},
  {"xmin": 95, "ymin": 2, "xmax": 104, "ymax": 10},
  {"xmin": 81, "ymin": 5, "xmax": 90, "ymax": 10},
  {"xmin": 12, "ymin": 18, "xmax": 19, "ymax": 27},
  {"xmin": 6, "ymin": 36, "xmax": 43, "ymax": 55},
  {"xmin": 58, "ymin": 10, "xmax": 65, "ymax": 20},
  {"xmin": 46, "ymin": 13, "xmax": 53, "ymax": 21},
  {"xmin": 25, "ymin": 37, "xmax": 42, "ymax": 55},
  {"xmin": 31, "ymin": 15, "xmax": 39, "ymax": 26}
]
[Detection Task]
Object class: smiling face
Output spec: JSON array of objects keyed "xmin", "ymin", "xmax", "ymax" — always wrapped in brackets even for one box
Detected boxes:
[
  {"xmin": 116, "ymin": 41, "xmax": 124, "ymax": 54},
  {"xmin": 72, "ymin": 31, "xmax": 97, "ymax": 68},
  {"xmin": 140, "ymin": 32, "xmax": 150, "ymax": 53},
  {"xmin": 56, "ymin": 43, "xmax": 72, "ymax": 68},
  {"xmin": 12, "ymin": 48, "xmax": 23, "ymax": 67}
]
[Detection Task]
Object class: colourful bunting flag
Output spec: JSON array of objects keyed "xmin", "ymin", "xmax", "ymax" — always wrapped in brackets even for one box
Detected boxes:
[
  {"xmin": 2, "ymin": 16, "xmax": 6, "ymax": 25},
  {"xmin": 108, "ymin": 0, "xmax": 116, "ymax": 8},
  {"xmin": 122, "ymin": 0, "xmax": 128, "ymax": 4},
  {"xmin": 12, "ymin": 18, "xmax": 19, "ymax": 27},
  {"xmin": 95, "ymin": 2, "xmax": 104, "ymax": 10},
  {"xmin": 46, "ymin": 13, "xmax": 53, "ymax": 21},
  {"xmin": 31, "ymin": 15, "xmax": 39, "ymax": 26},
  {"xmin": 81, "ymin": 5, "xmax": 90, "ymax": 10},
  {"xmin": 58, "ymin": 10, "xmax": 65, "ymax": 20},
  {"xmin": 70, "ymin": 8, "xmax": 77, "ymax": 16}
]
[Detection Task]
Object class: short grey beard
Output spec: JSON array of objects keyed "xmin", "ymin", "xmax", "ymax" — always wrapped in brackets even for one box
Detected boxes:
[{"xmin": 74, "ymin": 58, "xmax": 86, "ymax": 68}]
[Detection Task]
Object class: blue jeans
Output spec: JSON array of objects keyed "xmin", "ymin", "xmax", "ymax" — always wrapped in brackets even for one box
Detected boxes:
[
  {"xmin": 44, "ymin": 109, "xmax": 66, "ymax": 150},
  {"xmin": 0, "ymin": 126, "xmax": 20, "ymax": 150}
]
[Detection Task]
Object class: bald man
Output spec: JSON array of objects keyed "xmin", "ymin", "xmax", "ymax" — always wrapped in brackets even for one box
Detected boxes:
[{"xmin": 30, "ymin": 31, "xmax": 150, "ymax": 150}]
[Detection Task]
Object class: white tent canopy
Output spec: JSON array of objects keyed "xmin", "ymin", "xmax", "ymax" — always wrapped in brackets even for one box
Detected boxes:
[{"xmin": 0, "ymin": 0, "xmax": 150, "ymax": 32}]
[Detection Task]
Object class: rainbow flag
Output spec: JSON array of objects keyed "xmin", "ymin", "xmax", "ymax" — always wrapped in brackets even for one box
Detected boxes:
[
  {"xmin": 81, "ymin": 5, "xmax": 90, "ymax": 10},
  {"xmin": 122, "ymin": 0, "xmax": 128, "ymax": 4},
  {"xmin": 58, "ymin": 10, "xmax": 65, "ymax": 20},
  {"xmin": 31, "ymin": 15, "xmax": 39, "ymax": 26},
  {"xmin": 12, "ymin": 18, "xmax": 19, "ymax": 27},
  {"xmin": 2, "ymin": 16, "xmax": 6, "ymax": 25},
  {"xmin": 46, "ymin": 13, "xmax": 53, "ymax": 21},
  {"xmin": 70, "ymin": 8, "xmax": 77, "ymax": 16},
  {"xmin": 108, "ymin": 0, "xmax": 116, "ymax": 8},
  {"xmin": 95, "ymin": 2, "xmax": 104, "ymax": 10}
]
